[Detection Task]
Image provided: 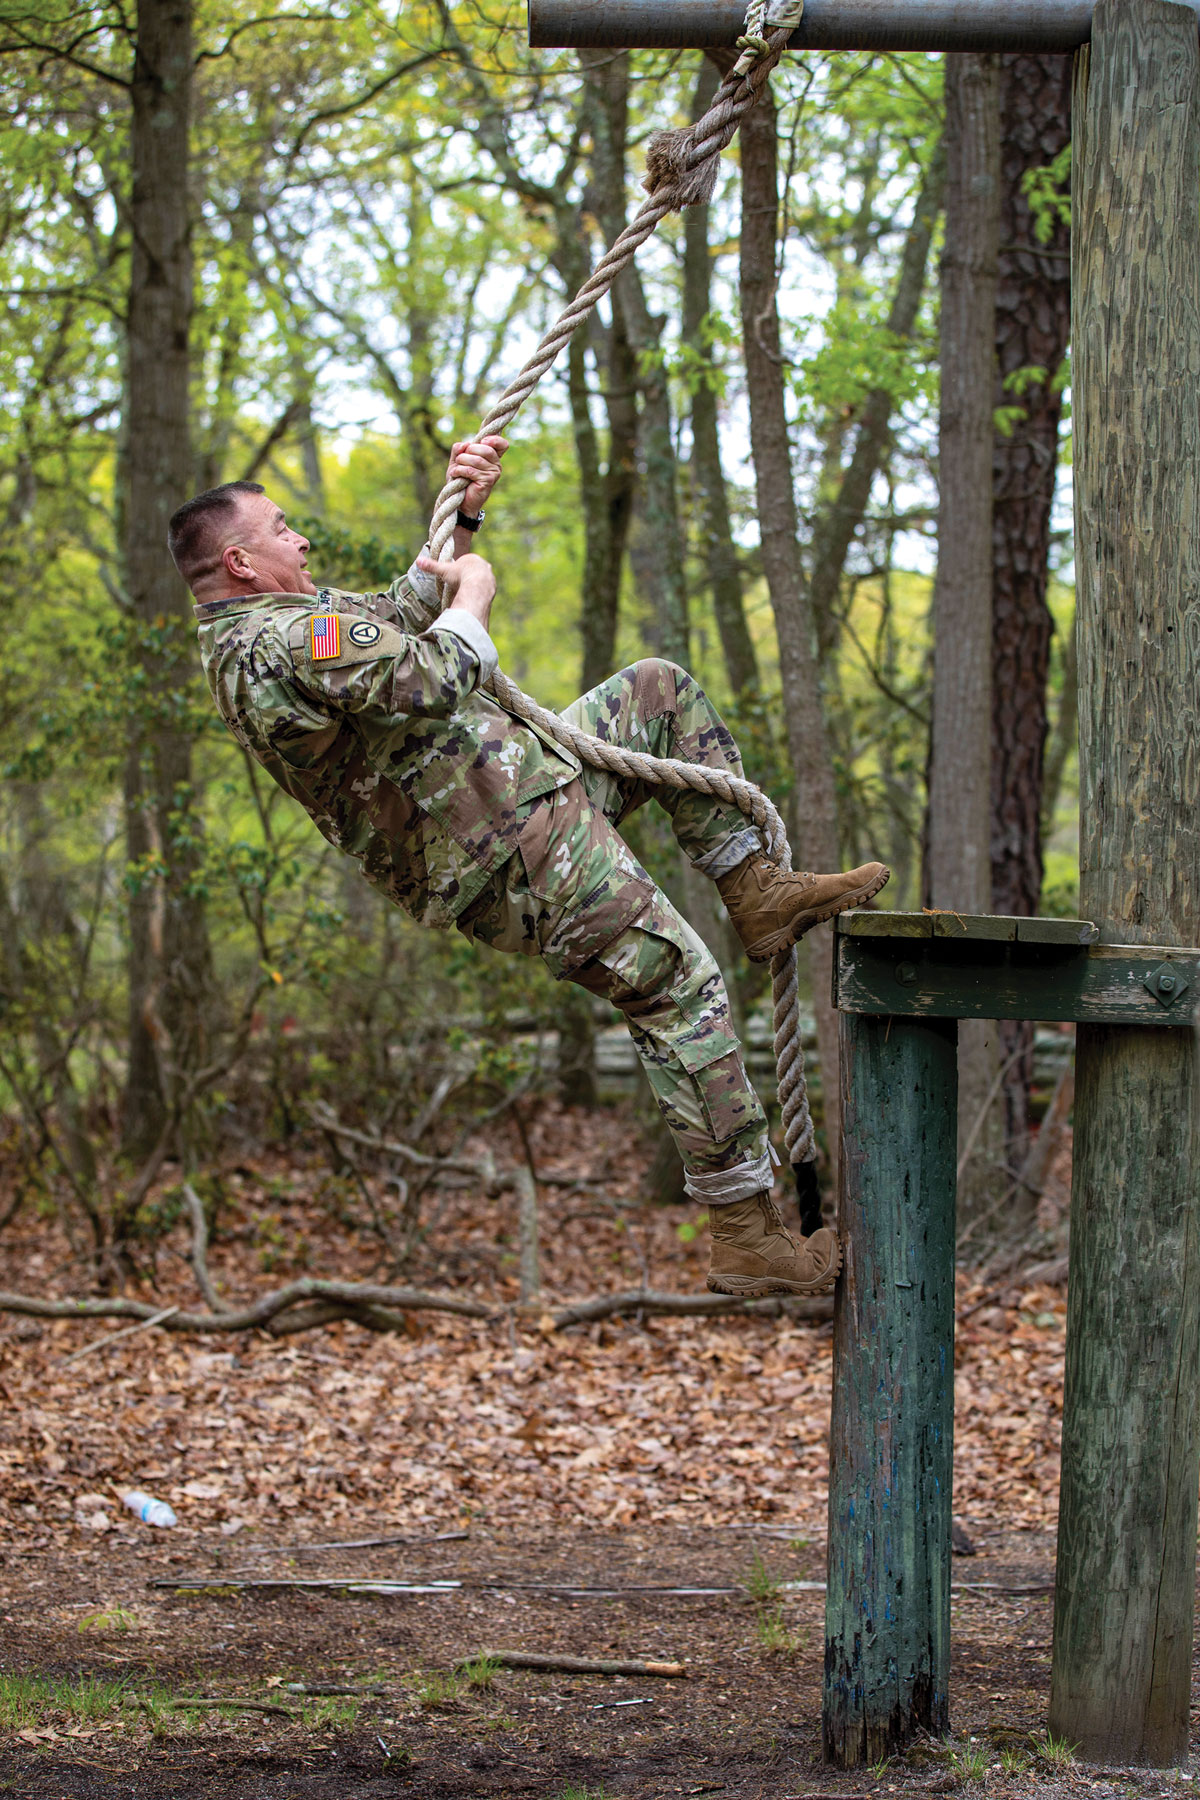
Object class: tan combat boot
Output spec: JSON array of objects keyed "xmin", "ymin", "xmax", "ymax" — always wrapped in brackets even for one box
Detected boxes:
[
  {"xmin": 716, "ymin": 855, "xmax": 890, "ymax": 963},
  {"xmin": 706, "ymin": 1192, "xmax": 841, "ymax": 1297}
]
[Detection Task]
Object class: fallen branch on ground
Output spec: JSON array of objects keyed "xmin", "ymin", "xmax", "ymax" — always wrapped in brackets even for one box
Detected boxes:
[
  {"xmin": 0, "ymin": 1278, "xmax": 496, "ymax": 1335},
  {"xmin": 149, "ymin": 1696, "xmax": 304, "ymax": 1716},
  {"xmin": 246, "ymin": 1529, "xmax": 469, "ymax": 1556},
  {"xmin": 58, "ymin": 1304, "xmax": 180, "ymax": 1367},
  {"xmin": 150, "ymin": 1575, "xmax": 743, "ymax": 1597},
  {"xmin": 284, "ymin": 1682, "xmax": 385, "ymax": 1696},
  {"xmin": 0, "ymin": 1280, "xmax": 833, "ymax": 1340},
  {"xmin": 551, "ymin": 1289, "xmax": 833, "ymax": 1328},
  {"xmin": 474, "ymin": 1651, "xmax": 686, "ymax": 1678},
  {"xmin": 152, "ymin": 1576, "xmax": 464, "ymax": 1595}
]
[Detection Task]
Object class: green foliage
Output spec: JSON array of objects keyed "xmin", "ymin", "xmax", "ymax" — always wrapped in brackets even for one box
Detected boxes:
[
  {"xmin": 0, "ymin": 1, "xmax": 1079, "ymax": 1220},
  {"xmin": 407, "ymin": 1667, "xmax": 468, "ymax": 1708},
  {"xmin": 745, "ymin": 1552, "xmax": 806, "ymax": 1655},
  {"xmin": 1033, "ymin": 1730, "xmax": 1078, "ymax": 1770},
  {"xmin": 744, "ymin": 1551, "xmax": 782, "ymax": 1603},
  {"xmin": 754, "ymin": 1600, "xmax": 807, "ymax": 1656},
  {"xmin": 947, "ymin": 1743, "xmax": 990, "ymax": 1783},
  {"xmin": 77, "ymin": 1604, "xmax": 137, "ymax": 1633},
  {"xmin": 302, "ymin": 1695, "xmax": 361, "ymax": 1730},
  {"xmin": 1022, "ymin": 144, "xmax": 1072, "ymax": 244},
  {"xmin": 0, "ymin": 1671, "xmax": 135, "ymax": 1730},
  {"xmin": 454, "ymin": 1655, "xmax": 502, "ymax": 1691}
]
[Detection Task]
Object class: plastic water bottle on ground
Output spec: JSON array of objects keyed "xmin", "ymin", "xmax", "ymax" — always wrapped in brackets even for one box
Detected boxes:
[{"xmin": 122, "ymin": 1490, "xmax": 177, "ymax": 1528}]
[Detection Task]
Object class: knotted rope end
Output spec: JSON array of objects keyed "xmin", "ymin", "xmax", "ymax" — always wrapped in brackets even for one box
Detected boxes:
[{"xmin": 642, "ymin": 126, "xmax": 721, "ymax": 209}]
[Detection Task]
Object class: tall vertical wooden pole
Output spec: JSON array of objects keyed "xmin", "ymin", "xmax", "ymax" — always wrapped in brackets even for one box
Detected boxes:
[
  {"xmin": 824, "ymin": 1012, "xmax": 958, "ymax": 1766},
  {"xmin": 1049, "ymin": 0, "xmax": 1200, "ymax": 1767}
]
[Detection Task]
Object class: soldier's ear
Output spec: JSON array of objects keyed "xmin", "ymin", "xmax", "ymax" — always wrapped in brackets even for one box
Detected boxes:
[{"xmin": 223, "ymin": 544, "xmax": 254, "ymax": 580}]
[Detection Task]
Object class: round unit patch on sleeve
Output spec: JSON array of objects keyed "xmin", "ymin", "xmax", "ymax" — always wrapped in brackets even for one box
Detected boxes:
[{"xmin": 347, "ymin": 619, "xmax": 382, "ymax": 649}]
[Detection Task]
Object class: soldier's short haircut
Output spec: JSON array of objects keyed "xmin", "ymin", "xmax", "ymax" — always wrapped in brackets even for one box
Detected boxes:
[{"xmin": 168, "ymin": 481, "xmax": 266, "ymax": 586}]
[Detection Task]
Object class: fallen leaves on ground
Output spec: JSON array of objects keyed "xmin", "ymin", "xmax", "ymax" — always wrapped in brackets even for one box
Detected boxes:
[{"xmin": 0, "ymin": 1104, "xmax": 1068, "ymax": 1552}]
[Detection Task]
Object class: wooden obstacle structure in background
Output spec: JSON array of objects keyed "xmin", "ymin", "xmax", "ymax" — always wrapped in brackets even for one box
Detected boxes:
[
  {"xmin": 532, "ymin": 0, "xmax": 1200, "ymax": 1770},
  {"xmin": 825, "ymin": 910, "xmax": 1200, "ymax": 1765}
]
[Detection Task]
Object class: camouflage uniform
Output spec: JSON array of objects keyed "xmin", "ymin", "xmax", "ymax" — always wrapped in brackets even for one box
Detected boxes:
[{"xmin": 195, "ymin": 563, "xmax": 772, "ymax": 1204}]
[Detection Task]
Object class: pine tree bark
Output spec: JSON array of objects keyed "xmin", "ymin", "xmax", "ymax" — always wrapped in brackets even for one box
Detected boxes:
[
  {"xmin": 989, "ymin": 53, "xmax": 1072, "ymax": 1188},
  {"xmin": 926, "ymin": 54, "xmax": 1002, "ymax": 1215},
  {"xmin": 739, "ymin": 83, "xmax": 842, "ymax": 1178},
  {"xmin": 121, "ymin": 0, "xmax": 212, "ymax": 1162}
]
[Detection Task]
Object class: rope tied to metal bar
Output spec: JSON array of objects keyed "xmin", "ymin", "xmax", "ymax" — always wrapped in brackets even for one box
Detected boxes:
[
  {"xmin": 734, "ymin": 0, "xmax": 805, "ymax": 73},
  {"xmin": 426, "ymin": 5, "xmax": 819, "ymax": 1174}
]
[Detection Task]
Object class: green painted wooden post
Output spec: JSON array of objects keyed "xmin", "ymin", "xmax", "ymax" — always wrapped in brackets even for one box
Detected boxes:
[
  {"xmin": 823, "ymin": 1010, "xmax": 958, "ymax": 1766},
  {"xmin": 1048, "ymin": 0, "xmax": 1200, "ymax": 1767}
]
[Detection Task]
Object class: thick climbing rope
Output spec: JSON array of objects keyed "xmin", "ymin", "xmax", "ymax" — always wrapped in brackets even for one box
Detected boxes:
[{"xmin": 426, "ymin": 5, "xmax": 820, "ymax": 1172}]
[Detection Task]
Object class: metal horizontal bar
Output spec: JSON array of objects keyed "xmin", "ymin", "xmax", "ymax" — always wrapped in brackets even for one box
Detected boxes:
[
  {"xmin": 834, "ymin": 934, "xmax": 1200, "ymax": 1025},
  {"xmin": 528, "ymin": 0, "xmax": 1200, "ymax": 54}
]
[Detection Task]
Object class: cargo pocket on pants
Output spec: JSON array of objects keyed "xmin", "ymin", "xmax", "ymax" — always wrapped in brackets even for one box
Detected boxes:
[
  {"xmin": 516, "ymin": 790, "xmax": 655, "ymax": 978},
  {"xmin": 672, "ymin": 1031, "xmax": 758, "ymax": 1146}
]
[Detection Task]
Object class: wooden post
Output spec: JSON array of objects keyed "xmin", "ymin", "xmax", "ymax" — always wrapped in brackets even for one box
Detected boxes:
[
  {"xmin": 824, "ymin": 1011, "xmax": 958, "ymax": 1766},
  {"xmin": 1049, "ymin": 0, "xmax": 1200, "ymax": 1767}
]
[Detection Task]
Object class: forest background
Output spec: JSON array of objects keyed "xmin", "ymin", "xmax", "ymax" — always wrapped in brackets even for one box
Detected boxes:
[{"xmin": 0, "ymin": 0, "xmax": 1078, "ymax": 1290}]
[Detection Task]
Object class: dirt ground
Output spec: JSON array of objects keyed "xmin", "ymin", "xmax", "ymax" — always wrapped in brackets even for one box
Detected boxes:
[
  {"xmin": 0, "ymin": 1519, "xmax": 1192, "ymax": 1798},
  {"xmin": 0, "ymin": 1108, "xmax": 1191, "ymax": 1796}
]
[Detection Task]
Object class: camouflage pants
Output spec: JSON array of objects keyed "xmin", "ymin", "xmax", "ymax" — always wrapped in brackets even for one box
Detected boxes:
[{"xmin": 458, "ymin": 660, "xmax": 773, "ymax": 1203}]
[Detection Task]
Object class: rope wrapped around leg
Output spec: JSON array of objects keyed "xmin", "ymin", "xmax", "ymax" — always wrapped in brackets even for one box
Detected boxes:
[{"xmin": 424, "ymin": 4, "xmax": 819, "ymax": 1189}]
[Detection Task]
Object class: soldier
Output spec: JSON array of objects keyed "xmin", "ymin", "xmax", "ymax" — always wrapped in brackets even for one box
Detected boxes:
[{"xmin": 170, "ymin": 438, "xmax": 889, "ymax": 1298}]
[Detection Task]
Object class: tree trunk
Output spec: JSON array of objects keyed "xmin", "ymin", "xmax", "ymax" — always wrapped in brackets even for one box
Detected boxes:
[
  {"xmin": 739, "ymin": 83, "xmax": 842, "ymax": 1183},
  {"xmin": 121, "ymin": 0, "xmax": 211, "ymax": 1163},
  {"xmin": 575, "ymin": 50, "xmax": 639, "ymax": 691},
  {"xmin": 624, "ymin": 270, "xmax": 689, "ymax": 667},
  {"xmin": 806, "ymin": 141, "xmax": 945, "ymax": 665},
  {"xmin": 683, "ymin": 62, "xmax": 759, "ymax": 701},
  {"xmin": 926, "ymin": 53, "xmax": 1002, "ymax": 1220},
  {"xmin": 553, "ymin": 49, "xmax": 645, "ymax": 1108},
  {"xmin": 581, "ymin": 50, "xmax": 689, "ymax": 669},
  {"xmin": 989, "ymin": 53, "xmax": 1072, "ymax": 1192}
]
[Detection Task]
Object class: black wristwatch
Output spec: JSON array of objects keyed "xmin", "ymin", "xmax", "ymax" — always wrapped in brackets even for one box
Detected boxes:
[{"xmin": 456, "ymin": 508, "xmax": 485, "ymax": 533}]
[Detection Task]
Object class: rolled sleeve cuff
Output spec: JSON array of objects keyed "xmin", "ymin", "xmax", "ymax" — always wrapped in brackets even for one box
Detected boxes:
[
  {"xmin": 404, "ymin": 552, "xmax": 440, "ymax": 621},
  {"xmin": 429, "ymin": 609, "xmax": 500, "ymax": 687}
]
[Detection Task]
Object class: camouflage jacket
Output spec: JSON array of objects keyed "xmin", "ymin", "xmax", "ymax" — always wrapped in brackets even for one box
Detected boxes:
[{"xmin": 195, "ymin": 562, "xmax": 580, "ymax": 927}]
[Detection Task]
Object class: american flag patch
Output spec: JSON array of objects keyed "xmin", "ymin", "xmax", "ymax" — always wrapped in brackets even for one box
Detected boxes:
[{"xmin": 310, "ymin": 613, "xmax": 340, "ymax": 660}]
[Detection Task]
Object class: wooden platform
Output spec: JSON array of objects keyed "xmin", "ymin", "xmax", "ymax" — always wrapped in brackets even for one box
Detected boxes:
[{"xmin": 834, "ymin": 910, "xmax": 1198, "ymax": 1025}]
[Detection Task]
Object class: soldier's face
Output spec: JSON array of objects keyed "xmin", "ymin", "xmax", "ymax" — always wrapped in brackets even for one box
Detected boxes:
[{"xmin": 232, "ymin": 492, "xmax": 316, "ymax": 596}]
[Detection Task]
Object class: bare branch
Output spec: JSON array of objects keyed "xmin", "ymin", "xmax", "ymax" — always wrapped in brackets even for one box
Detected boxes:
[
  {"xmin": 0, "ymin": 1278, "xmax": 496, "ymax": 1334},
  {"xmin": 181, "ymin": 1183, "xmax": 220, "ymax": 1311},
  {"xmin": 550, "ymin": 1289, "xmax": 833, "ymax": 1328},
  {"xmin": 476, "ymin": 1651, "xmax": 687, "ymax": 1678},
  {"xmin": 307, "ymin": 1102, "xmax": 509, "ymax": 1187}
]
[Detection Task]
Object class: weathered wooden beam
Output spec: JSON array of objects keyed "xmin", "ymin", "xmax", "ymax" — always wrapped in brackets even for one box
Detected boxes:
[
  {"xmin": 838, "ymin": 907, "xmax": 1098, "ymax": 944},
  {"xmin": 824, "ymin": 1011, "xmax": 957, "ymax": 1765},
  {"xmin": 834, "ymin": 934, "xmax": 1199, "ymax": 1025},
  {"xmin": 528, "ymin": 0, "xmax": 1200, "ymax": 52},
  {"xmin": 1048, "ymin": 0, "xmax": 1200, "ymax": 1769}
]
